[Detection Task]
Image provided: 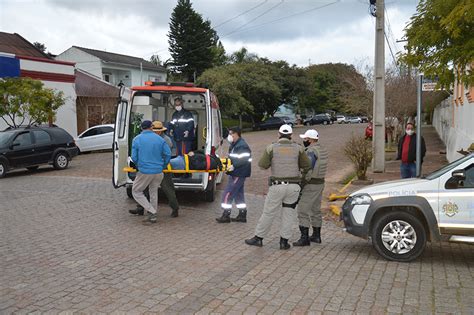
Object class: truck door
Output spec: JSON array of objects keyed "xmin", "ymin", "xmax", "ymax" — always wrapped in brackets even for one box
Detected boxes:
[
  {"xmin": 438, "ymin": 159, "xmax": 474, "ymax": 236},
  {"xmin": 112, "ymin": 87, "xmax": 132, "ymax": 188}
]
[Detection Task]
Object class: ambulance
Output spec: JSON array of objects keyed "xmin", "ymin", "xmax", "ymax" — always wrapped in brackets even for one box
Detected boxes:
[{"xmin": 112, "ymin": 82, "xmax": 224, "ymax": 201}]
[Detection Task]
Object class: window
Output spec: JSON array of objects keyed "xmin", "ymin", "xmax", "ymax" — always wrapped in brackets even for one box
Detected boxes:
[
  {"xmin": 148, "ymin": 75, "xmax": 162, "ymax": 82},
  {"xmin": 99, "ymin": 126, "xmax": 114, "ymax": 134},
  {"xmin": 82, "ymin": 128, "xmax": 99, "ymax": 138},
  {"xmin": 13, "ymin": 132, "xmax": 32, "ymax": 147},
  {"xmin": 32, "ymin": 130, "xmax": 51, "ymax": 145},
  {"xmin": 103, "ymin": 74, "xmax": 111, "ymax": 82},
  {"xmin": 463, "ymin": 164, "xmax": 474, "ymax": 188}
]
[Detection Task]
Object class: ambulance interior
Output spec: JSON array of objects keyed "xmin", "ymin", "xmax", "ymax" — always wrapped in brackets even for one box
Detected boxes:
[{"xmin": 130, "ymin": 91, "xmax": 208, "ymax": 182}]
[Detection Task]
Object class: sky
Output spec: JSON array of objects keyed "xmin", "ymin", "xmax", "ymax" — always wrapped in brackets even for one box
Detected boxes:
[{"xmin": 0, "ymin": 0, "xmax": 419, "ymax": 68}]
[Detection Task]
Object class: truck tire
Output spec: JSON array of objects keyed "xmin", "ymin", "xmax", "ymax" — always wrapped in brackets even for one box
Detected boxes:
[{"xmin": 371, "ymin": 211, "xmax": 426, "ymax": 262}]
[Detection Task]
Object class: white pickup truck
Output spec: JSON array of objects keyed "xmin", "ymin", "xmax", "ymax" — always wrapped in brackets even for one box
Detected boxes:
[{"xmin": 342, "ymin": 153, "xmax": 474, "ymax": 262}]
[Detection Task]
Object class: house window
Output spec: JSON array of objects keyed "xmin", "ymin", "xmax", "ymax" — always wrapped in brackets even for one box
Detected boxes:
[
  {"xmin": 149, "ymin": 75, "xmax": 162, "ymax": 82},
  {"xmin": 103, "ymin": 74, "xmax": 111, "ymax": 82}
]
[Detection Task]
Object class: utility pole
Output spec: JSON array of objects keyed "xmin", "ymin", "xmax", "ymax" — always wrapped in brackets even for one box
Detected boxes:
[{"xmin": 372, "ymin": 0, "xmax": 385, "ymax": 173}]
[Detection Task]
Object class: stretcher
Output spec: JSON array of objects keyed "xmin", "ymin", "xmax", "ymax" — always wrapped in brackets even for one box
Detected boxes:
[{"xmin": 123, "ymin": 155, "xmax": 232, "ymax": 174}]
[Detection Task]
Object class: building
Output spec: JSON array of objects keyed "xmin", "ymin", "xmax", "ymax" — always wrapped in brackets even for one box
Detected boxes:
[
  {"xmin": 432, "ymin": 65, "xmax": 474, "ymax": 162},
  {"xmin": 0, "ymin": 32, "xmax": 78, "ymax": 137},
  {"xmin": 56, "ymin": 46, "xmax": 167, "ymax": 87}
]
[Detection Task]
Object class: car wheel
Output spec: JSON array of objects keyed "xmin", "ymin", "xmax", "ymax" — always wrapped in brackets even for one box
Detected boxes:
[
  {"xmin": 126, "ymin": 186, "xmax": 133, "ymax": 199},
  {"xmin": 26, "ymin": 166, "xmax": 39, "ymax": 171},
  {"xmin": 53, "ymin": 152, "xmax": 69, "ymax": 170},
  {"xmin": 323, "ymin": 121, "xmax": 328, "ymax": 125},
  {"xmin": 0, "ymin": 161, "xmax": 7, "ymax": 178},
  {"xmin": 371, "ymin": 211, "xmax": 426, "ymax": 262},
  {"xmin": 203, "ymin": 179, "xmax": 216, "ymax": 202}
]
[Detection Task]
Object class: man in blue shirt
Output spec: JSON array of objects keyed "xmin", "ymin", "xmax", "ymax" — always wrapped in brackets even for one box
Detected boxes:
[{"xmin": 131, "ymin": 120, "xmax": 171, "ymax": 223}]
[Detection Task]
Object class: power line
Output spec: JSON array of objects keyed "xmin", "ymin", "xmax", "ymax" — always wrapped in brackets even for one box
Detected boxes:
[
  {"xmin": 384, "ymin": 31, "xmax": 398, "ymax": 66},
  {"xmin": 223, "ymin": 0, "xmax": 285, "ymax": 37},
  {"xmin": 213, "ymin": 1, "xmax": 268, "ymax": 29}
]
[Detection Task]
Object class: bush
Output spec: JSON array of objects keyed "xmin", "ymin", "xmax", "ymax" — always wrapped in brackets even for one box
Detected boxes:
[{"xmin": 344, "ymin": 134, "xmax": 373, "ymax": 180}]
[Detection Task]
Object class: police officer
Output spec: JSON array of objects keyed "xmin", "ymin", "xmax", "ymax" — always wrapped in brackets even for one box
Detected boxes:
[
  {"xmin": 129, "ymin": 121, "xmax": 180, "ymax": 217},
  {"xmin": 245, "ymin": 124, "xmax": 311, "ymax": 250},
  {"xmin": 293, "ymin": 129, "xmax": 328, "ymax": 246},
  {"xmin": 170, "ymin": 97, "xmax": 195, "ymax": 155},
  {"xmin": 216, "ymin": 126, "xmax": 252, "ymax": 223}
]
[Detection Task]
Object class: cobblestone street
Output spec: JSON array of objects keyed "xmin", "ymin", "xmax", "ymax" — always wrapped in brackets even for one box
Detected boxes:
[{"xmin": 1, "ymin": 124, "xmax": 474, "ymax": 313}]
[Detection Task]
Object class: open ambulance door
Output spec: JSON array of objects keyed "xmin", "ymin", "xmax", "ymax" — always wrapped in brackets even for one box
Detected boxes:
[{"xmin": 112, "ymin": 86, "xmax": 132, "ymax": 188}]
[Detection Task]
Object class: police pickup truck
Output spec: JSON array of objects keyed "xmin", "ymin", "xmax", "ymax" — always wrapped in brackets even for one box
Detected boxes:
[{"xmin": 342, "ymin": 153, "xmax": 474, "ymax": 262}]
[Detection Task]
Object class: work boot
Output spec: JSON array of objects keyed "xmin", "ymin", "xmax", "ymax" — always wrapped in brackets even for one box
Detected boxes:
[
  {"xmin": 170, "ymin": 207, "xmax": 179, "ymax": 218},
  {"xmin": 280, "ymin": 237, "xmax": 291, "ymax": 250},
  {"xmin": 129, "ymin": 205, "xmax": 144, "ymax": 216},
  {"xmin": 231, "ymin": 209, "xmax": 247, "ymax": 223},
  {"xmin": 143, "ymin": 212, "xmax": 157, "ymax": 224},
  {"xmin": 245, "ymin": 236, "xmax": 263, "ymax": 247},
  {"xmin": 216, "ymin": 210, "xmax": 231, "ymax": 223},
  {"xmin": 292, "ymin": 226, "xmax": 310, "ymax": 247},
  {"xmin": 310, "ymin": 227, "xmax": 322, "ymax": 243}
]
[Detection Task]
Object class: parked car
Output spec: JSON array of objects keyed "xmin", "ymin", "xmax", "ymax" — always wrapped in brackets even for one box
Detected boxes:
[
  {"xmin": 347, "ymin": 116, "xmax": 362, "ymax": 124},
  {"xmin": 342, "ymin": 152, "xmax": 474, "ymax": 262},
  {"xmin": 336, "ymin": 115, "xmax": 348, "ymax": 124},
  {"xmin": 303, "ymin": 114, "xmax": 332, "ymax": 125},
  {"xmin": 0, "ymin": 126, "xmax": 79, "ymax": 178},
  {"xmin": 75, "ymin": 124, "xmax": 114, "ymax": 153},
  {"xmin": 279, "ymin": 116, "xmax": 295, "ymax": 126},
  {"xmin": 253, "ymin": 117, "xmax": 287, "ymax": 130},
  {"xmin": 360, "ymin": 116, "xmax": 369, "ymax": 123}
]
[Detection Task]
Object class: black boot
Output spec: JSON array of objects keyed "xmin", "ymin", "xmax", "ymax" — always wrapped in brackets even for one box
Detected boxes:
[
  {"xmin": 293, "ymin": 226, "xmax": 310, "ymax": 247},
  {"xmin": 170, "ymin": 207, "xmax": 179, "ymax": 218},
  {"xmin": 310, "ymin": 227, "xmax": 321, "ymax": 243},
  {"xmin": 129, "ymin": 205, "xmax": 144, "ymax": 216},
  {"xmin": 245, "ymin": 236, "xmax": 263, "ymax": 247},
  {"xmin": 216, "ymin": 210, "xmax": 231, "ymax": 223},
  {"xmin": 280, "ymin": 237, "xmax": 291, "ymax": 250},
  {"xmin": 231, "ymin": 209, "xmax": 247, "ymax": 223}
]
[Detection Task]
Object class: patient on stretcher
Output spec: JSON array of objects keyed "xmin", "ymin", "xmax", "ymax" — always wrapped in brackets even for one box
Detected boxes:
[{"xmin": 169, "ymin": 151, "xmax": 222, "ymax": 171}]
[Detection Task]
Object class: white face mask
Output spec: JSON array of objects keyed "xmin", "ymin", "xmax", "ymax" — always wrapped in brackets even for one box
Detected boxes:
[
  {"xmin": 406, "ymin": 129, "xmax": 414, "ymax": 136},
  {"xmin": 227, "ymin": 134, "xmax": 234, "ymax": 143},
  {"xmin": 175, "ymin": 106, "xmax": 182, "ymax": 111}
]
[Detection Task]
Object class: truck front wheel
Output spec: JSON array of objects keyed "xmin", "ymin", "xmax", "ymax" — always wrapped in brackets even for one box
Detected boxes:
[{"xmin": 371, "ymin": 211, "xmax": 426, "ymax": 262}]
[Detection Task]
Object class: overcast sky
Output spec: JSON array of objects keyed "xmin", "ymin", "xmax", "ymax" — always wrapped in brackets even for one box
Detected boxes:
[{"xmin": 0, "ymin": 0, "xmax": 419, "ymax": 67}]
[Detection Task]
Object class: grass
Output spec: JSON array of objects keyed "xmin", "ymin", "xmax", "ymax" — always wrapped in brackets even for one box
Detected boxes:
[
  {"xmin": 340, "ymin": 171, "xmax": 357, "ymax": 185},
  {"xmin": 222, "ymin": 118, "xmax": 253, "ymax": 129}
]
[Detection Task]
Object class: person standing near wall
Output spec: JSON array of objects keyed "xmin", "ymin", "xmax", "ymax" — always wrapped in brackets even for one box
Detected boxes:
[{"xmin": 397, "ymin": 122, "xmax": 426, "ymax": 178}]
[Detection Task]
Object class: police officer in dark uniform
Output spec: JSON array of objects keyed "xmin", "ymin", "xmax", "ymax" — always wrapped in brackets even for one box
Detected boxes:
[{"xmin": 245, "ymin": 124, "xmax": 311, "ymax": 250}]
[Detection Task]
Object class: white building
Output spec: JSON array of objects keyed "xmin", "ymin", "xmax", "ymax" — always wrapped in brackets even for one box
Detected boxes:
[
  {"xmin": 56, "ymin": 46, "xmax": 167, "ymax": 87},
  {"xmin": 0, "ymin": 32, "xmax": 77, "ymax": 137}
]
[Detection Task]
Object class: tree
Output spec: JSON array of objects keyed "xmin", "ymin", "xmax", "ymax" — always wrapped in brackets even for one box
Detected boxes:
[
  {"xmin": 0, "ymin": 77, "xmax": 65, "ymax": 128},
  {"xmin": 149, "ymin": 54, "xmax": 162, "ymax": 66},
  {"xmin": 229, "ymin": 47, "xmax": 259, "ymax": 64},
  {"xmin": 168, "ymin": 0, "xmax": 224, "ymax": 81},
  {"xmin": 400, "ymin": 0, "xmax": 474, "ymax": 87},
  {"xmin": 33, "ymin": 42, "xmax": 46, "ymax": 53}
]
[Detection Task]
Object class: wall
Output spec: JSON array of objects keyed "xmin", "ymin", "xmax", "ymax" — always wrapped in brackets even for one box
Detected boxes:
[
  {"xmin": 56, "ymin": 47, "xmax": 102, "ymax": 78},
  {"xmin": 432, "ymin": 92, "xmax": 474, "ymax": 162}
]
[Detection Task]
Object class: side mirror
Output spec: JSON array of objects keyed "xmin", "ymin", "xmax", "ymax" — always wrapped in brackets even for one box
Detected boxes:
[{"xmin": 451, "ymin": 169, "xmax": 466, "ymax": 180}]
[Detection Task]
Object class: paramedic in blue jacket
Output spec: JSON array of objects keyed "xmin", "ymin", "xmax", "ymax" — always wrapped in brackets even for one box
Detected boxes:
[
  {"xmin": 216, "ymin": 127, "xmax": 252, "ymax": 223},
  {"xmin": 131, "ymin": 120, "xmax": 171, "ymax": 224},
  {"xmin": 170, "ymin": 97, "xmax": 195, "ymax": 155}
]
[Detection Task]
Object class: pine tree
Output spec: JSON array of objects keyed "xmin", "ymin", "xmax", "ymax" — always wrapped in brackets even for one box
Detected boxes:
[{"xmin": 168, "ymin": 0, "xmax": 223, "ymax": 81}]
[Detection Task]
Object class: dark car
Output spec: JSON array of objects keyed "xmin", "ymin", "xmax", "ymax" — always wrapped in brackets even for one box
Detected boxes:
[
  {"xmin": 0, "ymin": 126, "xmax": 79, "ymax": 178},
  {"xmin": 304, "ymin": 114, "xmax": 332, "ymax": 126},
  {"xmin": 253, "ymin": 117, "xmax": 287, "ymax": 130}
]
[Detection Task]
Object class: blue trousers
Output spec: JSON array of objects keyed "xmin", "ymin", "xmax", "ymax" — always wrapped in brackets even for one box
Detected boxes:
[
  {"xmin": 221, "ymin": 176, "xmax": 246, "ymax": 212},
  {"xmin": 176, "ymin": 140, "xmax": 193, "ymax": 156},
  {"xmin": 400, "ymin": 162, "xmax": 417, "ymax": 178}
]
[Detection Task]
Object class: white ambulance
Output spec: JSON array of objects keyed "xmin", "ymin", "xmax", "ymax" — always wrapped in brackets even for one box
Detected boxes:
[{"xmin": 112, "ymin": 82, "xmax": 224, "ymax": 201}]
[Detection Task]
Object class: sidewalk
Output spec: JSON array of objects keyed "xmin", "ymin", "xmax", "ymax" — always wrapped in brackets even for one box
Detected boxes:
[{"xmin": 323, "ymin": 125, "xmax": 448, "ymax": 220}]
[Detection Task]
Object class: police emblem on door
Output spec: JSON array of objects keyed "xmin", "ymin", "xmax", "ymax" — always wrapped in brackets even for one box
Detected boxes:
[{"xmin": 442, "ymin": 201, "xmax": 459, "ymax": 217}]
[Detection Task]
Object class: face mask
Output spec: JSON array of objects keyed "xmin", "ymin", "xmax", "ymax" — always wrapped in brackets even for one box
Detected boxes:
[
  {"xmin": 227, "ymin": 135, "xmax": 234, "ymax": 143},
  {"xmin": 406, "ymin": 129, "xmax": 414, "ymax": 136},
  {"xmin": 303, "ymin": 140, "xmax": 311, "ymax": 147},
  {"xmin": 175, "ymin": 106, "xmax": 182, "ymax": 111}
]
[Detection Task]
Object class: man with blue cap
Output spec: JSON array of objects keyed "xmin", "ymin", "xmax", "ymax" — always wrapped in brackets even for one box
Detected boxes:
[{"xmin": 130, "ymin": 120, "xmax": 171, "ymax": 223}]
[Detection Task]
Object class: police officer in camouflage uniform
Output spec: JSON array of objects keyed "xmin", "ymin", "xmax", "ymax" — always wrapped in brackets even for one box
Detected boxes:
[
  {"xmin": 293, "ymin": 129, "xmax": 328, "ymax": 246},
  {"xmin": 245, "ymin": 124, "xmax": 311, "ymax": 250}
]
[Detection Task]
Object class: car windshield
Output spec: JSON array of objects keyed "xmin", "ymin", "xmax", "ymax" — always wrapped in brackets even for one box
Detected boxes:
[
  {"xmin": 0, "ymin": 131, "xmax": 14, "ymax": 148},
  {"xmin": 424, "ymin": 154, "xmax": 473, "ymax": 180}
]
